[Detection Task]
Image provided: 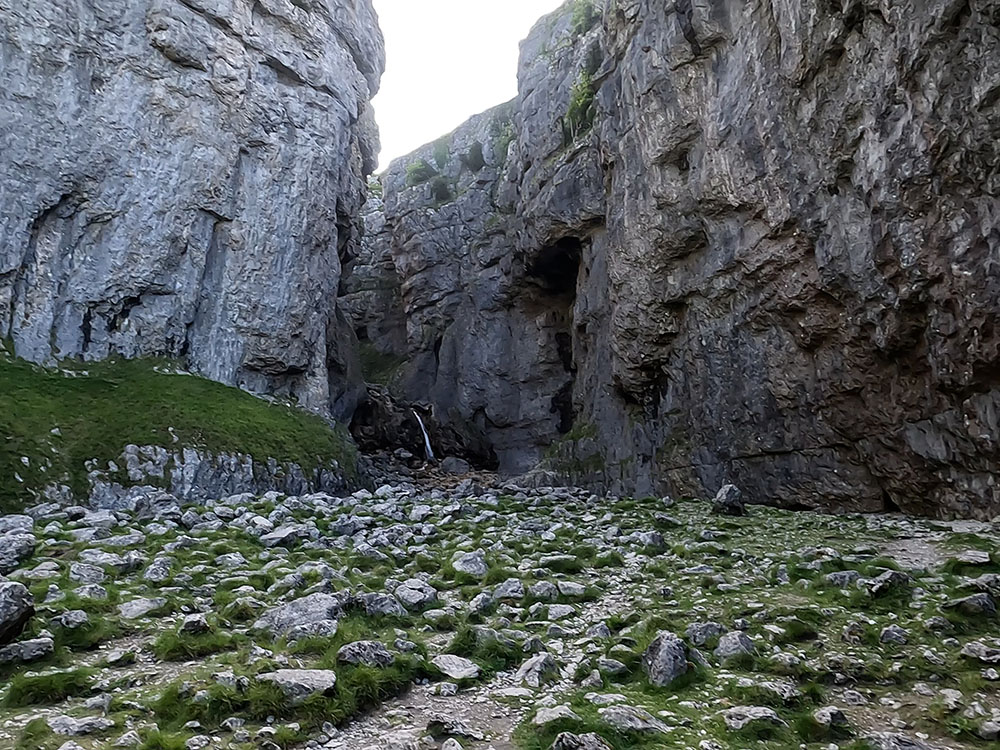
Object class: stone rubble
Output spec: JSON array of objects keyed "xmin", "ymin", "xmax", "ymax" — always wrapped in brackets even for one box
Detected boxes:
[{"xmin": 0, "ymin": 461, "xmax": 996, "ymax": 749}]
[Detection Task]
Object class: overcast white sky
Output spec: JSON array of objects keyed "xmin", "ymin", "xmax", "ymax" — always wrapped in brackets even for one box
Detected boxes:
[{"xmin": 371, "ymin": 0, "xmax": 565, "ymax": 171}]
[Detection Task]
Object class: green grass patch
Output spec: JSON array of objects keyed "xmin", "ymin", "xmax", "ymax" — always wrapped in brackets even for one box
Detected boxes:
[
  {"xmin": 445, "ymin": 626, "xmax": 522, "ymax": 678},
  {"xmin": 152, "ymin": 627, "xmax": 238, "ymax": 661},
  {"xmin": 14, "ymin": 718, "xmax": 61, "ymax": 750},
  {"xmin": 0, "ymin": 354, "xmax": 357, "ymax": 510},
  {"xmin": 4, "ymin": 668, "xmax": 94, "ymax": 707},
  {"xmin": 138, "ymin": 729, "xmax": 190, "ymax": 750},
  {"xmin": 153, "ymin": 655, "xmax": 427, "ymax": 731}
]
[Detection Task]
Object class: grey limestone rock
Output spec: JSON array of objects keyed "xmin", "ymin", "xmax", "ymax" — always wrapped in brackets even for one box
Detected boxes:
[
  {"xmin": 550, "ymin": 733, "xmax": 613, "ymax": 750},
  {"xmin": 0, "ymin": 581, "xmax": 34, "ymax": 644},
  {"xmin": 337, "ymin": 640, "xmax": 395, "ymax": 668},
  {"xmin": 1, "ymin": 0, "xmax": 384, "ymax": 423},
  {"xmin": 598, "ymin": 705, "xmax": 670, "ymax": 735},
  {"xmin": 712, "ymin": 485, "xmax": 746, "ymax": 517},
  {"xmin": 642, "ymin": 630, "xmax": 688, "ymax": 686},
  {"xmin": 252, "ymin": 592, "xmax": 344, "ymax": 636},
  {"xmin": 344, "ymin": 0, "xmax": 1000, "ymax": 519},
  {"xmin": 0, "ymin": 533, "xmax": 36, "ymax": 574},
  {"xmin": 431, "ymin": 654, "xmax": 481, "ymax": 681},
  {"xmin": 722, "ymin": 706, "xmax": 786, "ymax": 732},
  {"xmin": 256, "ymin": 669, "xmax": 338, "ymax": 705}
]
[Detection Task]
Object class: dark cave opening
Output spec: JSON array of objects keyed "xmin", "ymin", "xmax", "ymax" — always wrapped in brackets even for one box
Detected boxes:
[
  {"xmin": 882, "ymin": 490, "xmax": 902, "ymax": 513},
  {"xmin": 529, "ymin": 236, "xmax": 582, "ymax": 295},
  {"xmin": 527, "ymin": 236, "xmax": 585, "ymax": 435},
  {"xmin": 551, "ymin": 380, "xmax": 575, "ymax": 434}
]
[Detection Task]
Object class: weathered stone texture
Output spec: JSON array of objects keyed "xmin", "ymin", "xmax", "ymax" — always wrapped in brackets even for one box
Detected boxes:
[
  {"xmin": 0, "ymin": 0, "xmax": 383, "ymax": 417},
  {"xmin": 354, "ymin": 0, "xmax": 1000, "ymax": 518}
]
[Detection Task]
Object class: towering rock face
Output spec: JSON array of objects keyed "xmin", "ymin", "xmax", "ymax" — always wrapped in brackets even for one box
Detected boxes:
[
  {"xmin": 349, "ymin": 0, "xmax": 1000, "ymax": 518},
  {"xmin": 0, "ymin": 0, "xmax": 383, "ymax": 418}
]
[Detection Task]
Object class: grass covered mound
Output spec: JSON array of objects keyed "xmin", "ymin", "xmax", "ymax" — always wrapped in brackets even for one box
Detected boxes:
[{"xmin": 0, "ymin": 349, "xmax": 357, "ymax": 511}]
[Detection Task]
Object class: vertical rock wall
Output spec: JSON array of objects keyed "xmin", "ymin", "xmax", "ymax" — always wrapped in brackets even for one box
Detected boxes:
[
  {"xmin": 0, "ymin": 0, "xmax": 384, "ymax": 418},
  {"xmin": 350, "ymin": 0, "xmax": 1000, "ymax": 518}
]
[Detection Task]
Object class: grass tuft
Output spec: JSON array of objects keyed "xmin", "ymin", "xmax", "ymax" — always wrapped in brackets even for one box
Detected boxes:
[{"xmin": 5, "ymin": 668, "xmax": 94, "ymax": 707}]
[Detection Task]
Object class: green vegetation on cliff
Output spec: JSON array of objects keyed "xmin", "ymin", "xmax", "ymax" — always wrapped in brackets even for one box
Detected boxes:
[{"xmin": 0, "ymin": 348, "xmax": 356, "ymax": 511}]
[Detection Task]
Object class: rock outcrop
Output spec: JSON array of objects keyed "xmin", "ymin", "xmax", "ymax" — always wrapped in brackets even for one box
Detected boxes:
[
  {"xmin": 83, "ymin": 444, "xmax": 355, "ymax": 509},
  {"xmin": 0, "ymin": 0, "xmax": 383, "ymax": 418},
  {"xmin": 347, "ymin": 0, "xmax": 1000, "ymax": 518}
]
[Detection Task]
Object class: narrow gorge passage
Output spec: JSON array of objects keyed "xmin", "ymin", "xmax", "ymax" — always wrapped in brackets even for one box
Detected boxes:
[{"xmin": 1, "ymin": 0, "xmax": 999, "ymax": 748}]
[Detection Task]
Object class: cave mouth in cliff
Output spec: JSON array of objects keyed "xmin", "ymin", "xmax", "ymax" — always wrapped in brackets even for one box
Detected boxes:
[{"xmin": 529, "ymin": 236, "xmax": 583, "ymax": 296}]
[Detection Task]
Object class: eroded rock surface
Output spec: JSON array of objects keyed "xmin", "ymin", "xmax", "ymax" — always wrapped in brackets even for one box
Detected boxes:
[
  {"xmin": 0, "ymin": 0, "xmax": 384, "ymax": 418},
  {"xmin": 348, "ymin": 0, "xmax": 1000, "ymax": 518}
]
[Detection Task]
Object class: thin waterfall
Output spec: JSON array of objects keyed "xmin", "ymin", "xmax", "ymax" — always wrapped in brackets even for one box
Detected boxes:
[{"xmin": 412, "ymin": 410, "xmax": 435, "ymax": 462}]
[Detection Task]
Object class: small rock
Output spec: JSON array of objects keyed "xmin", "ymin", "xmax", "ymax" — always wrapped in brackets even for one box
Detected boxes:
[
  {"xmin": 721, "ymin": 706, "xmax": 785, "ymax": 732},
  {"xmin": 337, "ymin": 640, "xmax": 395, "ymax": 668},
  {"xmin": 431, "ymin": 654, "xmax": 480, "ymax": 680},
  {"xmin": 256, "ymin": 669, "xmax": 338, "ymax": 705}
]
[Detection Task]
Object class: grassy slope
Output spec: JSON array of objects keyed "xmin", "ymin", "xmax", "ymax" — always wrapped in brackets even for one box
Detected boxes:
[{"xmin": 0, "ymin": 350, "xmax": 357, "ymax": 511}]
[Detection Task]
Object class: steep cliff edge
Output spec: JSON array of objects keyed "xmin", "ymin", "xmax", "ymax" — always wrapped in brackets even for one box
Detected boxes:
[
  {"xmin": 0, "ymin": 0, "xmax": 384, "ymax": 419},
  {"xmin": 347, "ymin": 0, "xmax": 1000, "ymax": 518}
]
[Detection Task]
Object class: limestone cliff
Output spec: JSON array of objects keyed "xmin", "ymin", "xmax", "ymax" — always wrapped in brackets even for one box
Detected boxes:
[
  {"xmin": 346, "ymin": 0, "xmax": 1000, "ymax": 518},
  {"xmin": 0, "ymin": 0, "xmax": 384, "ymax": 419}
]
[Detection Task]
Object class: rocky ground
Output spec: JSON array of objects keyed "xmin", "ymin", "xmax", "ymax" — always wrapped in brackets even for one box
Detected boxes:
[{"xmin": 1, "ymin": 456, "xmax": 999, "ymax": 750}]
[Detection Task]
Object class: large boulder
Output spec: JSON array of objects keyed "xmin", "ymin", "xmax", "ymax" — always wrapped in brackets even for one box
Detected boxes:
[
  {"xmin": 711, "ymin": 485, "xmax": 746, "ymax": 517},
  {"xmin": 252, "ymin": 593, "xmax": 345, "ymax": 636},
  {"xmin": 0, "ymin": 582, "xmax": 34, "ymax": 644},
  {"xmin": 431, "ymin": 654, "xmax": 480, "ymax": 681},
  {"xmin": 0, "ymin": 533, "xmax": 36, "ymax": 574},
  {"xmin": 641, "ymin": 630, "xmax": 688, "ymax": 687},
  {"xmin": 337, "ymin": 641, "xmax": 395, "ymax": 668}
]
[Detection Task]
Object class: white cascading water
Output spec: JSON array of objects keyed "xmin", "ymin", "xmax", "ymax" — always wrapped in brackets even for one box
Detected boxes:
[{"xmin": 412, "ymin": 410, "xmax": 435, "ymax": 462}]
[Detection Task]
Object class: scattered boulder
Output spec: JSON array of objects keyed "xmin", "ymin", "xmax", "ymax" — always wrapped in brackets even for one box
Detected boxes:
[
  {"xmin": 118, "ymin": 597, "xmax": 167, "ymax": 620},
  {"xmin": 432, "ymin": 654, "xmax": 481, "ymax": 681},
  {"xmin": 721, "ymin": 706, "xmax": 786, "ymax": 732},
  {"xmin": 867, "ymin": 570, "xmax": 911, "ymax": 598},
  {"xmin": 0, "ymin": 636, "xmax": 53, "ymax": 664},
  {"xmin": 533, "ymin": 705, "xmax": 582, "ymax": 727},
  {"xmin": 944, "ymin": 593, "xmax": 997, "ymax": 617},
  {"xmin": 642, "ymin": 630, "xmax": 688, "ymax": 686},
  {"xmin": 452, "ymin": 550, "xmax": 488, "ymax": 579},
  {"xmin": 715, "ymin": 631, "xmax": 756, "ymax": 662},
  {"xmin": 598, "ymin": 705, "xmax": 670, "ymax": 735},
  {"xmin": 337, "ymin": 641, "xmax": 395, "ymax": 668},
  {"xmin": 252, "ymin": 593, "xmax": 344, "ymax": 636},
  {"xmin": 516, "ymin": 653, "xmax": 559, "ymax": 688},
  {"xmin": 0, "ymin": 581, "xmax": 34, "ymax": 644},
  {"xmin": 394, "ymin": 579, "xmax": 439, "ymax": 611},
  {"xmin": 257, "ymin": 669, "xmax": 338, "ymax": 705},
  {"xmin": 47, "ymin": 715, "xmax": 116, "ymax": 736},
  {"xmin": 0, "ymin": 533, "xmax": 36, "ymax": 574},
  {"xmin": 712, "ymin": 485, "xmax": 745, "ymax": 516},
  {"xmin": 441, "ymin": 457, "xmax": 472, "ymax": 475},
  {"xmin": 427, "ymin": 715, "xmax": 486, "ymax": 740},
  {"xmin": 550, "ymin": 733, "xmax": 613, "ymax": 750}
]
